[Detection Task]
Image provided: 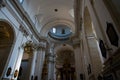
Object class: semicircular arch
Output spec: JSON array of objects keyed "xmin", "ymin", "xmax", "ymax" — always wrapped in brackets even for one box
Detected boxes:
[{"xmin": 0, "ymin": 19, "xmax": 15, "ymax": 77}]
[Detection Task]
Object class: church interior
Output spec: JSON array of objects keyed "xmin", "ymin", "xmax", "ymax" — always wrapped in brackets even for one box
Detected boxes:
[{"xmin": 0, "ymin": 0, "xmax": 120, "ymax": 80}]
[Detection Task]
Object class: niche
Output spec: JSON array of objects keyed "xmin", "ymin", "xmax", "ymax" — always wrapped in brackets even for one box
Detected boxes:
[{"xmin": 106, "ymin": 22, "xmax": 119, "ymax": 47}]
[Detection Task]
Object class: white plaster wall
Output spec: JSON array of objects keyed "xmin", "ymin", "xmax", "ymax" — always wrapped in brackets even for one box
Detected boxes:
[
  {"xmin": 82, "ymin": 1, "xmax": 105, "ymax": 79},
  {"xmin": 87, "ymin": 38, "xmax": 103, "ymax": 79},
  {"xmin": 83, "ymin": 0, "xmax": 120, "ymax": 79},
  {"xmin": 93, "ymin": 0, "xmax": 120, "ymax": 52},
  {"xmin": 84, "ymin": 0, "xmax": 104, "ymax": 41},
  {"xmin": 82, "ymin": 33, "xmax": 92, "ymax": 80},
  {"xmin": 22, "ymin": 0, "xmax": 41, "ymax": 32},
  {"xmin": 85, "ymin": 0, "xmax": 120, "ymax": 62}
]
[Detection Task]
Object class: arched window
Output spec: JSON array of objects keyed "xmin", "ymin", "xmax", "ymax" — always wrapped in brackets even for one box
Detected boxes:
[{"xmin": 52, "ymin": 27, "xmax": 56, "ymax": 33}]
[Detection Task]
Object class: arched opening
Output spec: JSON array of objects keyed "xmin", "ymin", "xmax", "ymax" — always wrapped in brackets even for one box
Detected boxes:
[
  {"xmin": 0, "ymin": 20, "xmax": 15, "ymax": 77},
  {"xmin": 55, "ymin": 44, "xmax": 76, "ymax": 80}
]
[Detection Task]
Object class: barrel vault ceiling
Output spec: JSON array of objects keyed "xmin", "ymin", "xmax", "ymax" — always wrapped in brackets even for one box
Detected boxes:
[{"xmin": 25, "ymin": 0, "xmax": 75, "ymax": 36}]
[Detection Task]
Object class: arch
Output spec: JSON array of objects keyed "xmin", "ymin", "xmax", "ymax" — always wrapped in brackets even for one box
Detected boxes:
[
  {"xmin": 55, "ymin": 44, "xmax": 74, "ymax": 53},
  {"xmin": 55, "ymin": 44, "xmax": 74, "ymax": 66},
  {"xmin": 0, "ymin": 19, "xmax": 15, "ymax": 77},
  {"xmin": 40, "ymin": 19, "xmax": 75, "ymax": 37},
  {"xmin": 54, "ymin": 44, "xmax": 76, "ymax": 79}
]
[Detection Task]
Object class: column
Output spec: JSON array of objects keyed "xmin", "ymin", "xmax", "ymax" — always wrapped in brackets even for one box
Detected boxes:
[
  {"xmin": 30, "ymin": 50, "xmax": 37, "ymax": 80},
  {"xmin": 73, "ymin": 42, "xmax": 85, "ymax": 80},
  {"xmin": 47, "ymin": 52, "xmax": 55, "ymax": 80},
  {"xmin": 74, "ymin": 43, "xmax": 80, "ymax": 80},
  {"xmin": 34, "ymin": 46, "xmax": 46, "ymax": 80},
  {"xmin": 23, "ymin": 41, "xmax": 35, "ymax": 80},
  {"xmin": 47, "ymin": 43, "xmax": 55, "ymax": 80},
  {"xmin": 82, "ymin": 27, "xmax": 94, "ymax": 80}
]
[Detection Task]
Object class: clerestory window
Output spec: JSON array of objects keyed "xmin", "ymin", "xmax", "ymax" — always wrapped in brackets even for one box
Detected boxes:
[{"xmin": 52, "ymin": 28, "xmax": 56, "ymax": 33}]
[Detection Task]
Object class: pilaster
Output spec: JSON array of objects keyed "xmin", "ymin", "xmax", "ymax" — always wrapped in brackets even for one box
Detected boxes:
[
  {"xmin": 47, "ymin": 44, "xmax": 55, "ymax": 80},
  {"xmin": 23, "ymin": 41, "xmax": 35, "ymax": 80},
  {"xmin": 34, "ymin": 44, "xmax": 46, "ymax": 80}
]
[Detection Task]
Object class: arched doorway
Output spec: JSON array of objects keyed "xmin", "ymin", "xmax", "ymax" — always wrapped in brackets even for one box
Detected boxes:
[{"xmin": 0, "ymin": 20, "xmax": 15, "ymax": 77}]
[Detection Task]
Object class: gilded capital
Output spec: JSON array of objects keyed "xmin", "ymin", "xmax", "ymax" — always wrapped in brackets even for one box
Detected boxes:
[{"xmin": 23, "ymin": 41, "xmax": 34, "ymax": 54}]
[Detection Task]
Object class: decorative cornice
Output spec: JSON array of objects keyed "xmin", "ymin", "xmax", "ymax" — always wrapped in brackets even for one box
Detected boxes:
[
  {"xmin": 19, "ymin": 25, "xmax": 29, "ymax": 37},
  {"xmin": 22, "ymin": 40, "xmax": 47, "ymax": 52},
  {"xmin": 7, "ymin": 0, "xmax": 48, "ymax": 42},
  {"xmin": 36, "ymin": 46, "xmax": 46, "ymax": 51},
  {"xmin": 34, "ymin": 42, "xmax": 47, "ymax": 51}
]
